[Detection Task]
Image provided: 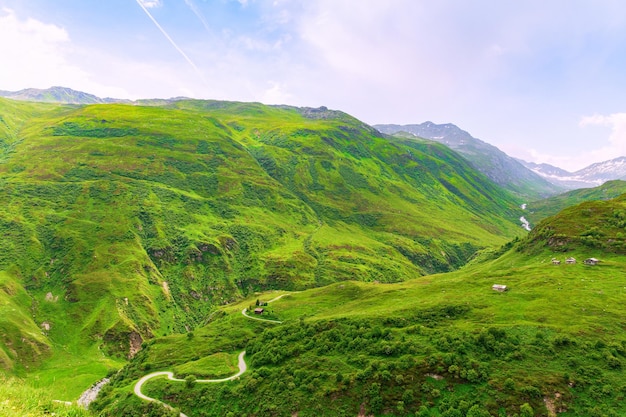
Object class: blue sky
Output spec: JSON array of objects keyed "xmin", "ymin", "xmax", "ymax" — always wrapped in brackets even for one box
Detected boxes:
[{"xmin": 1, "ymin": 0, "xmax": 626, "ymax": 171}]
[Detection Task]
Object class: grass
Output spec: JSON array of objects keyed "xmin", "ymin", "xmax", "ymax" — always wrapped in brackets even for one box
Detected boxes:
[
  {"xmin": 0, "ymin": 96, "xmax": 592, "ymax": 415},
  {"xmin": 524, "ymin": 180, "xmax": 626, "ymax": 227},
  {"xmin": 0, "ymin": 375, "xmax": 90, "ymax": 417},
  {"xmin": 172, "ymin": 352, "xmax": 239, "ymax": 379},
  {"xmin": 0, "ymin": 96, "xmax": 527, "ymax": 378},
  {"xmin": 93, "ymin": 240, "xmax": 626, "ymax": 416}
]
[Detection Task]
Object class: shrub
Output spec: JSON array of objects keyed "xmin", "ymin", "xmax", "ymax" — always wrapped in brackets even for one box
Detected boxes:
[
  {"xmin": 185, "ymin": 375, "xmax": 196, "ymax": 389},
  {"xmin": 466, "ymin": 404, "xmax": 491, "ymax": 417},
  {"xmin": 504, "ymin": 378, "xmax": 515, "ymax": 391},
  {"xmin": 520, "ymin": 403, "xmax": 534, "ymax": 417}
]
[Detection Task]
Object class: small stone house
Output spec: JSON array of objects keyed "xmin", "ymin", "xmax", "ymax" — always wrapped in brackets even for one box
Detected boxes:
[
  {"xmin": 492, "ymin": 284, "xmax": 508, "ymax": 292},
  {"xmin": 254, "ymin": 308, "xmax": 265, "ymax": 314},
  {"xmin": 584, "ymin": 258, "xmax": 599, "ymax": 265},
  {"xmin": 552, "ymin": 258, "xmax": 561, "ymax": 265},
  {"xmin": 566, "ymin": 257, "xmax": 576, "ymax": 264}
]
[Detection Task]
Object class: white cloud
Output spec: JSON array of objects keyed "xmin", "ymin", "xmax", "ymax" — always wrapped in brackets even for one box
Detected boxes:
[
  {"xmin": 298, "ymin": 2, "xmax": 415, "ymax": 81},
  {"xmin": 0, "ymin": 8, "xmax": 75, "ymax": 89},
  {"xmin": 578, "ymin": 113, "xmax": 626, "ymax": 164},
  {"xmin": 0, "ymin": 8, "xmax": 131, "ymax": 98},
  {"xmin": 504, "ymin": 114, "xmax": 626, "ymax": 172},
  {"xmin": 260, "ymin": 81, "xmax": 292, "ymax": 104},
  {"xmin": 137, "ymin": 0, "xmax": 163, "ymax": 8},
  {"xmin": 519, "ymin": 148, "xmax": 597, "ymax": 173}
]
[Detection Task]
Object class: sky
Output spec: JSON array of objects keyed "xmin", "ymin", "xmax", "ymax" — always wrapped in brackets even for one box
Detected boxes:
[{"xmin": 1, "ymin": 0, "xmax": 626, "ymax": 171}]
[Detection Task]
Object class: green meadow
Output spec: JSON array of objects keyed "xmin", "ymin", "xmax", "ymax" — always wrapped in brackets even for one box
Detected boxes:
[{"xmin": 95, "ymin": 207, "xmax": 626, "ymax": 415}]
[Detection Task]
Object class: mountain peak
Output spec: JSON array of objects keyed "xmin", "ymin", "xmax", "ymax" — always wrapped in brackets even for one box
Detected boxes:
[
  {"xmin": 374, "ymin": 122, "xmax": 562, "ymax": 199},
  {"xmin": 521, "ymin": 156, "xmax": 626, "ymax": 189},
  {"xmin": 0, "ymin": 86, "xmax": 109, "ymax": 104}
]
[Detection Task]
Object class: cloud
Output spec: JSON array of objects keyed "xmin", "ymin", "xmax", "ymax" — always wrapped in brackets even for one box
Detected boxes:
[
  {"xmin": 134, "ymin": 0, "xmax": 205, "ymax": 82},
  {"xmin": 137, "ymin": 0, "xmax": 163, "ymax": 8},
  {"xmin": 505, "ymin": 114, "xmax": 626, "ymax": 172},
  {"xmin": 260, "ymin": 81, "xmax": 292, "ymax": 104},
  {"xmin": 0, "ymin": 8, "xmax": 73, "ymax": 88},
  {"xmin": 518, "ymin": 148, "xmax": 597, "ymax": 173},
  {"xmin": 183, "ymin": 0, "xmax": 212, "ymax": 34},
  {"xmin": 579, "ymin": 113, "xmax": 626, "ymax": 161},
  {"xmin": 0, "ymin": 8, "xmax": 127, "ymax": 97}
]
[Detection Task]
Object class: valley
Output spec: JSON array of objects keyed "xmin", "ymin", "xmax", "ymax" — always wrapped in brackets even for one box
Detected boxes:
[{"xmin": 0, "ymin": 95, "xmax": 625, "ymax": 416}]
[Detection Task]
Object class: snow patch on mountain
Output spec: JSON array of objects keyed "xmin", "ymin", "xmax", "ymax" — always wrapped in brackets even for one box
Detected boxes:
[{"xmin": 520, "ymin": 156, "xmax": 626, "ymax": 190}]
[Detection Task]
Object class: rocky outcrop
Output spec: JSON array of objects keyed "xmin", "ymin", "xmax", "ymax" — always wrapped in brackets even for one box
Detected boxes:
[{"xmin": 77, "ymin": 378, "xmax": 110, "ymax": 409}]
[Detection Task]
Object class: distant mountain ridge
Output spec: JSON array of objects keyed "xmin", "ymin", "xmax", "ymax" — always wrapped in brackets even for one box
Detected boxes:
[
  {"xmin": 0, "ymin": 86, "xmax": 126, "ymax": 104},
  {"xmin": 375, "ymin": 122, "xmax": 563, "ymax": 200},
  {"xmin": 521, "ymin": 157, "xmax": 626, "ymax": 189},
  {"xmin": 0, "ymin": 86, "xmax": 189, "ymax": 106}
]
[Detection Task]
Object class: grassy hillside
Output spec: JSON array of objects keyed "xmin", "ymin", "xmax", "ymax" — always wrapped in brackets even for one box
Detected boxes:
[
  {"xmin": 380, "ymin": 125, "xmax": 563, "ymax": 200},
  {"xmin": 0, "ymin": 97, "xmax": 525, "ymax": 395},
  {"xmin": 523, "ymin": 180, "xmax": 626, "ymax": 228},
  {"xmin": 92, "ymin": 195, "xmax": 626, "ymax": 416},
  {"xmin": 0, "ymin": 375, "xmax": 90, "ymax": 417},
  {"xmin": 94, "ymin": 243, "xmax": 626, "ymax": 416},
  {"xmin": 519, "ymin": 194, "xmax": 626, "ymax": 255}
]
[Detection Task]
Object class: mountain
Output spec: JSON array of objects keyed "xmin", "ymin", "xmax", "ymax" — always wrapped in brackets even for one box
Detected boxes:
[
  {"xmin": 3, "ymin": 93, "xmax": 626, "ymax": 416},
  {"xmin": 522, "ymin": 156, "xmax": 626, "ymax": 190},
  {"xmin": 522, "ymin": 179, "xmax": 626, "ymax": 227},
  {"xmin": 0, "ymin": 96, "xmax": 526, "ymax": 391},
  {"xmin": 0, "ymin": 86, "xmax": 193, "ymax": 106},
  {"xmin": 0, "ymin": 86, "xmax": 128, "ymax": 105},
  {"xmin": 375, "ymin": 122, "xmax": 563, "ymax": 200}
]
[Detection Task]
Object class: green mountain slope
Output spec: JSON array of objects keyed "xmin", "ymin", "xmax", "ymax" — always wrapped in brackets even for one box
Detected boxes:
[
  {"xmin": 94, "ymin": 196, "xmax": 626, "ymax": 417},
  {"xmin": 375, "ymin": 123, "xmax": 564, "ymax": 200},
  {"xmin": 0, "ymin": 97, "xmax": 525, "ymax": 393},
  {"xmin": 523, "ymin": 180, "xmax": 626, "ymax": 228},
  {"xmin": 519, "ymin": 194, "xmax": 626, "ymax": 255}
]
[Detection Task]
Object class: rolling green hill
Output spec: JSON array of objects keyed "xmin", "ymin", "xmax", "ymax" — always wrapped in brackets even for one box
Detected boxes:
[
  {"xmin": 523, "ymin": 180, "xmax": 626, "ymax": 228},
  {"xmin": 0, "ymin": 97, "xmax": 525, "ymax": 393},
  {"xmin": 519, "ymin": 194, "xmax": 626, "ymax": 255},
  {"xmin": 93, "ymin": 195, "xmax": 626, "ymax": 417}
]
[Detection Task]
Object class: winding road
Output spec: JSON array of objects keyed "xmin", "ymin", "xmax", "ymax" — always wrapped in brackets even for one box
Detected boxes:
[
  {"xmin": 241, "ymin": 293, "xmax": 292, "ymax": 323},
  {"xmin": 133, "ymin": 351, "xmax": 247, "ymax": 417},
  {"xmin": 133, "ymin": 292, "xmax": 293, "ymax": 416}
]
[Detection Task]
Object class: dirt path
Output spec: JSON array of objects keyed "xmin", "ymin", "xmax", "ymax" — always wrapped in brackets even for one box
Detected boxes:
[
  {"xmin": 133, "ymin": 292, "xmax": 294, "ymax": 416},
  {"xmin": 241, "ymin": 307, "xmax": 283, "ymax": 323},
  {"xmin": 133, "ymin": 351, "xmax": 247, "ymax": 417},
  {"xmin": 241, "ymin": 292, "xmax": 298, "ymax": 323}
]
